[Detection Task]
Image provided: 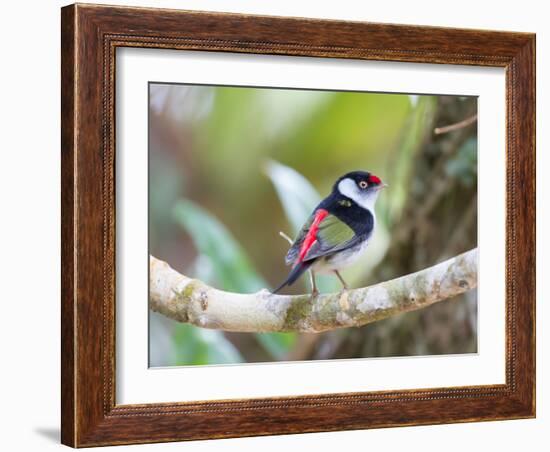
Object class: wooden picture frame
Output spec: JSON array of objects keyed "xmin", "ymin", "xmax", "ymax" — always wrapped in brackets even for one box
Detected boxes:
[{"xmin": 61, "ymin": 3, "xmax": 535, "ymax": 447}]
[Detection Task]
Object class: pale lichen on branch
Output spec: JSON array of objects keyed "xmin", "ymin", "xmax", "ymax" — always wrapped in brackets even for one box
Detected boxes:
[{"xmin": 149, "ymin": 249, "xmax": 478, "ymax": 333}]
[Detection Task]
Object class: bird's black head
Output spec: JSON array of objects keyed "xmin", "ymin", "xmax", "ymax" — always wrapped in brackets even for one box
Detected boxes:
[
  {"xmin": 332, "ymin": 171, "xmax": 384, "ymax": 193},
  {"xmin": 332, "ymin": 170, "xmax": 386, "ymax": 210}
]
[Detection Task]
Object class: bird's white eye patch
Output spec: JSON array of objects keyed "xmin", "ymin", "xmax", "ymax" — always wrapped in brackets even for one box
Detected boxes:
[
  {"xmin": 338, "ymin": 178, "xmax": 360, "ymax": 200},
  {"xmin": 359, "ymin": 180, "xmax": 368, "ymax": 189},
  {"xmin": 338, "ymin": 177, "xmax": 380, "ymax": 212}
]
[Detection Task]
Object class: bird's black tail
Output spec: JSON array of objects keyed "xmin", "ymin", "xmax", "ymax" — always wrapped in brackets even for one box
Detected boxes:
[{"xmin": 272, "ymin": 261, "xmax": 312, "ymax": 294}]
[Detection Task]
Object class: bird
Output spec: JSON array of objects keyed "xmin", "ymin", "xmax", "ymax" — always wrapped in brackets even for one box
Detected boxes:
[{"xmin": 273, "ymin": 170, "xmax": 387, "ymax": 296}]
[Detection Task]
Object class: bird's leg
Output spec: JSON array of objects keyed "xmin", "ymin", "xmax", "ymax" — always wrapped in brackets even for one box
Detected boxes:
[
  {"xmin": 309, "ymin": 269, "xmax": 319, "ymax": 300},
  {"xmin": 334, "ymin": 270, "xmax": 349, "ymax": 291},
  {"xmin": 334, "ymin": 270, "xmax": 350, "ymax": 310}
]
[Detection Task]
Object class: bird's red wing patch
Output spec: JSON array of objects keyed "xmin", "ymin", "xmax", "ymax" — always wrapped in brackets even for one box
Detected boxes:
[{"xmin": 296, "ymin": 209, "xmax": 329, "ymax": 264}]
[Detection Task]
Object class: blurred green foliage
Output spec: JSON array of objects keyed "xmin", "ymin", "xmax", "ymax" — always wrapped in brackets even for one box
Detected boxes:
[
  {"xmin": 172, "ymin": 324, "xmax": 243, "ymax": 366},
  {"xmin": 173, "ymin": 199, "xmax": 266, "ymax": 293},
  {"xmin": 173, "ymin": 197, "xmax": 298, "ymax": 361},
  {"xmin": 148, "ymin": 84, "xmax": 477, "ymax": 367},
  {"xmin": 263, "ymin": 159, "xmax": 321, "ymax": 235},
  {"xmin": 445, "ymin": 137, "xmax": 477, "ymax": 187}
]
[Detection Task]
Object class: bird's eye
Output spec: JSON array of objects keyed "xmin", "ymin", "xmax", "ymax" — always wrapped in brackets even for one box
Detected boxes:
[{"xmin": 359, "ymin": 180, "xmax": 368, "ymax": 189}]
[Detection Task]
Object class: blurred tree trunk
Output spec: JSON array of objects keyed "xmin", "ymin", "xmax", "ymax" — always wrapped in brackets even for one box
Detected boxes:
[{"xmin": 310, "ymin": 96, "xmax": 478, "ymax": 359}]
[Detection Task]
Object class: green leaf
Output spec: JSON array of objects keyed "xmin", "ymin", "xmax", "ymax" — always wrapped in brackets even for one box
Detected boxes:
[
  {"xmin": 173, "ymin": 199, "xmax": 267, "ymax": 293},
  {"xmin": 173, "ymin": 199, "xmax": 298, "ymax": 360},
  {"xmin": 263, "ymin": 159, "xmax": 321, "ymax": 235},
  {"xmin": 255, "ymin": 332, "xmax": 297, "ymax": 359},
  {"xmin": 172, "ymin": 324, "xmax": 244, "ymax": 366}
]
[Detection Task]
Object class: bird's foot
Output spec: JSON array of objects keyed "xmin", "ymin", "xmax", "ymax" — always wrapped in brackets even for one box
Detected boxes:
[
  {"xmin": 338, "ymin": 288, "xmax": 350, "ymax": 310},
  {"xmin": 310, "ymin": 289, "xmax": 320, "ymax": 302}
]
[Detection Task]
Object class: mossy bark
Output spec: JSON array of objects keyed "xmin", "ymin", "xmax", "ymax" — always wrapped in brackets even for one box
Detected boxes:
[{"xmin": 149, "ymin": 248, "xmax": 477, "ymax": 333}]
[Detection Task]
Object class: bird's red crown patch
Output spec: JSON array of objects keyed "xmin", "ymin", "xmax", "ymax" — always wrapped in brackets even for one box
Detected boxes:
[{"xmin": 369, "ymin": 175, "xmax": 381, "ymax": 184}]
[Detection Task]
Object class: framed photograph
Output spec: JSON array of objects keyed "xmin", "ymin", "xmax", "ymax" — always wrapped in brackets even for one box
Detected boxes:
[{"xmin": 61, "ymin": 4, "xmax": 535, "ymax": 447}]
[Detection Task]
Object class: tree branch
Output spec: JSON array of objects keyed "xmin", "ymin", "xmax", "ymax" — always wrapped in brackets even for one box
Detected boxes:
[
  {"xmin": 149, "ymin": 249, "xmax": 478, "ymax": 333},
  {"xmin": 434, "ymin": 114, "xmax": 478, "ymax": 135}
]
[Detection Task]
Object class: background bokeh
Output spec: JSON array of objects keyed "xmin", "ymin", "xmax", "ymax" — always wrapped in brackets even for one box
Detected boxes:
[{"xmin": 148, "ymin": 83, "xmax": 478, "ymax": 367}]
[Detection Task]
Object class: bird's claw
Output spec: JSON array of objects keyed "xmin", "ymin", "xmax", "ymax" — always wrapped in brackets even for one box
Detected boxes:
[{"xmin": 338, "ymin": 288, "xmax": 350, "ymax": 310}]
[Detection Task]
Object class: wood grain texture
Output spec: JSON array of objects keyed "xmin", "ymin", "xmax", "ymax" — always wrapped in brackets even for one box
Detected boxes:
[
  {"xmin": 60, "ymin": 5, "xmax": 76, "ymax": 446},
  {"xmin": 60, "ymin": 3, "xmax": 536, "ymax": 447}
]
